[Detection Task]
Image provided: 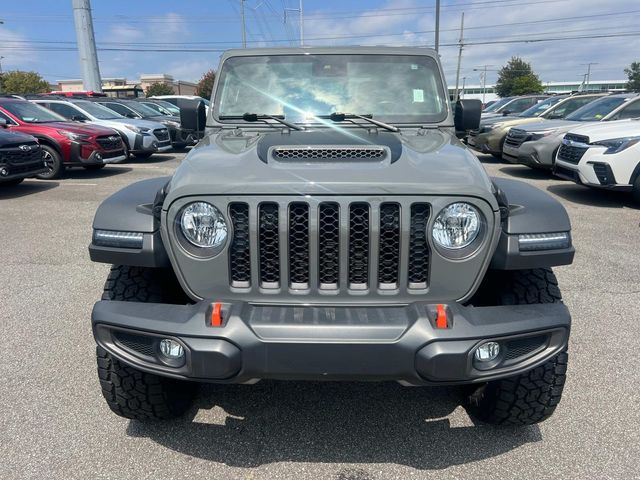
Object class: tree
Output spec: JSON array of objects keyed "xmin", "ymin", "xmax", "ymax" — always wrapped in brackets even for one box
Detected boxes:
[
  {"xmin": 1, "ymin": 70, "xmax": 50, "ymax": 95},
  {"xmin": 494, "ymin": 57, "xmax": 543, "ymax": 97},
  {"xmin": 196, "ymin": 69, "xmax": 216, "ymax": 99},
  {"xmin": 624, "ymin": 62, "xmax": 640, "ymax": 91},
  {"xmin": 145, "ymin": 82, "xmax": 175, "ymax": 97}
]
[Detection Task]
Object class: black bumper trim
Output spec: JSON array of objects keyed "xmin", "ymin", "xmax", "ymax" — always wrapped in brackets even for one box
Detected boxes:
[{"xmin": 92, "ymin": 299, "xmax": 571, "ymax": 385}]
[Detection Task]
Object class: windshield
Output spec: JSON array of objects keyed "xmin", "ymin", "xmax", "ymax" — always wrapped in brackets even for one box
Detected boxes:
[
  {"xmin": 483, "ymin": 97, "xmax": 511, "ymax": 113},
  {"xmin": 565, "ymin": 97, "xmax": 627, "ymax": 122},
  {"xmin": 2, "ymin": 101, "xmax": 66, "ymax": 123},
  {"xmin": 143, "ymin": 100, "xmax": 180, "ymax": 115},
  {"xmin": 215, "ymin": 54, "xmax": 448, "ymax": 124},
  {"xmin": 75, "ymin": 100, "xmax": 124, "ymax": 120},
  {"xmin": 519, "ymin": 97, "xmax": 564, "ymax": 117},
  {"xmin": 122, "ymin": 101, "xmax": 166, "ymax": 118}
]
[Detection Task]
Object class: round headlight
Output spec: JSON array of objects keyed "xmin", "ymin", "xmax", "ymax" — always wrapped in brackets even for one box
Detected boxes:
[
  {"xmin": 180, "ymin": 202, "xmax": 228, "ymax": 251},
  {"xmin": 432, "ymin": 202, "xmax": 480, "ymax": 250}
]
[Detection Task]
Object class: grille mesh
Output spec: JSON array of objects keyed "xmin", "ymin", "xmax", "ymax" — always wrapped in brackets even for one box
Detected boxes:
[
  {"xmin": 558, "ymin": 144, "xmax": 588, "ymax": 164},
  {"xmin": 229, "ymin": 203, "xmax": 251, "ymax": 286},
  {"xmin": 0, "ymin": 144, "xmax": 42, "ymax": 165},
  {"xmin": 348, "ymin": 203, "xmax": 370, "ymax": 287},
  {"xmin": 318, "ymin": 203, "xmax": 340, "ymax": 287},
  {"xmin": 96, "ymin": 135, "xmax": 123, "ymax": 150},
  {"xmin": 378, "ymin": 203, "xmax": 401, "ymax": 286},
  {"xmin": 114, "ymin": 332, "xmax": 155, "ymax": 357},
  {"xmin": 408, "ymin": 204, "xmax": 431, "ymax": 287},
  {"xmin": 505, "ymin": 335, "xmax": 547, "ymax": 360},
  {"xmin": 289, "ymin": 203, "xmax": 310, "ymax": 287},
  {"xmin": 273, "ymin": 146, "xmax": 385, "ymax": 160},
  {"xmin": 504, "ymin": 129, "xmax": 530, "ymax": 148},
  {"xmin": 258, "ymin": 203, "xmax": 280, "ymax": 286}
]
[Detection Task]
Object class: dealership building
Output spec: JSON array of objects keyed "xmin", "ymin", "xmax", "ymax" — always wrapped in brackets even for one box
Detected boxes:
[{"xmin": 56, "ymin": 74, "xmax": 197, "ymax": 98}]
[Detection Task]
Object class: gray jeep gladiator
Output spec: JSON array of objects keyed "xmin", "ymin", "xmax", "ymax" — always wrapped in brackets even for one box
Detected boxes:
[{"xmin": 89, "ymin": 47, "xmax": 574, "ymax": 426}]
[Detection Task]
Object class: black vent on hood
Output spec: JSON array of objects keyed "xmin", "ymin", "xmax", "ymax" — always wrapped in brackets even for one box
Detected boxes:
[{"xmin": 257, "ymin": 130, "xmax": 402, "ymax": 164}]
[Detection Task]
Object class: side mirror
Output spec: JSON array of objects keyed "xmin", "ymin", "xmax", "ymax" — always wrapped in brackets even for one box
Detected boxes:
[
  {"xmin": 502, "ymin": 110, "xmax": 511, "ymax": 116},
  {"xmin": 126, "ymin": 113, "xmax": 137, "ymax": 119},
  {"xmin": 178, "ymin": 98, "xmax": 206, "ymax": 135},
  {"xmin": 0, "ymin": 118, "xmax": 7, "ymax": 128},
  {"xmin": 454, "ymin": 99, "xmax": 481, "ymax": 138},
  {"xmin": 71, "ymin": 115, "xmax": 87, "ymax": 122}
]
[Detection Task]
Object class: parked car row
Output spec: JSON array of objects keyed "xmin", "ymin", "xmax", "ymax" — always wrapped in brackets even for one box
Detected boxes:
[
  {"xmin": 0, "ymin": 94, "xmax": 204, "ymax": 183},
  {"xmin": 467, "ymin": 92, "xmax": 640, "ymax": 203}
]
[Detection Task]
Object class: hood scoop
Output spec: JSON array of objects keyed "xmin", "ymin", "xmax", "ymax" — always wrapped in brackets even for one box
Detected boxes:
[{"xmin": 257, "ymin": 130, "xmax": 402, "ymax": 167}]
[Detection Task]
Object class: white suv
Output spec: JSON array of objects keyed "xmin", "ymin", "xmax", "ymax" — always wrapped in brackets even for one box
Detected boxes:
[{"xmin": 554, "ymin": 119, "xmax": 640, "ymax": 203}]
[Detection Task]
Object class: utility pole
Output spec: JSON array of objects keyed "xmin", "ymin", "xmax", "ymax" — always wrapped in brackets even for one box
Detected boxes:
[
  {"xmin": 453, "ymin": 12, "xmax": 464, "ymax": 102},
  {"xmin": 461, "ymin": 76, "xmax": 466, "ymax": 99},
  {"xmin": 284, "ymin": 0, "xmax": 304, "ymax": 46},
  {"xmin": 240, "ymin": 0, "xmax": 247, "ymax": 48},
  {"xmin": 72, "ymin": 0, "xmax": 102, "ymax": 92},
  {"xmin": 581, "ymin": 62, "xmax": 598, "ymax": 91},
  {"xmin": 434, "ymin": 0, "xmax": 440, "ymax": 52}
]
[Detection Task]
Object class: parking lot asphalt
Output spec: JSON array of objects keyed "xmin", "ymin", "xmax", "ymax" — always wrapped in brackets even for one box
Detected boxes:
[{"xmin": 1, "ymin": 151, "xmax": 639, "ymax": 480}]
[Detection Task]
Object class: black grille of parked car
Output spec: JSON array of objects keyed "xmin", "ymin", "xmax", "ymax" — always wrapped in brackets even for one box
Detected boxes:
[
  {"xmin": 504, "ymin": 335, "xmax": 547, "ymax": 361},
  {"xmin": 114, "ymin": 331, "xmax": 155, "ymax": 357},
  {"xmin": 154, "ymin": 128, "xmax": 170, "ymax": 142},
  {"xmin": 0, "ymin": 143, "xmax": 42, "ymax": 165},
  {"xmin": 557, "ymin": 143, "xmax": 588, "ymax": 164},
  {"xmin": 564, "ymin": 133, "xmax": 590, "ymax": 144},
  {"xmin": 227, "ymin": 200, "xmax": 432, "ymax": 292},
  {"xmin": 504, "ymin": 129, "xmax": 531, "ymax": 148},
  {"xmin": 272, "ymin": 146, "xmax": 386, "ymax": 161},
  {"xmin": 96, "ymin": 135, "xmax": 123, "ymax": 150}
]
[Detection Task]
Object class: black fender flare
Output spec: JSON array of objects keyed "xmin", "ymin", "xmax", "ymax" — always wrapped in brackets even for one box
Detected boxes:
[
  {"xmin": 89, "ymin": 176, "xmax": 172, "ymax": 267},
  {"xmin": 490, "ymin": 177, "xmax": 575, "ymax": 269}
]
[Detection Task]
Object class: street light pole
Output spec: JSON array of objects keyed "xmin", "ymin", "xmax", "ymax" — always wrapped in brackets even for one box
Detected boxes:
[
  {"xmin": 72, "ymin": 0, "xmax": 103, "ymax": 92},
  {"xmin": 453, "ymin": 12, "xmax": 465, "ymax": 102},
  {"xmin": 240, "ymin": 0, "xmax": 247, "ymax": 48},
  {"xmin": 434, "ymin": 0, "xmax": 440, "ymax": 52}
]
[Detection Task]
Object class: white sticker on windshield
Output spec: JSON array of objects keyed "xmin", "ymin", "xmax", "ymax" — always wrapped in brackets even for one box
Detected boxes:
[{"xmin": 413, "ymin": 89, "xmax": 425, "ymax": 103}]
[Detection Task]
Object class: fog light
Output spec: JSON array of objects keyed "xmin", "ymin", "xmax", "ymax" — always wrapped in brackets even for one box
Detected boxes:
[
  {"xmin": 474, "ymin": 341, "xmax": 500, "ymax": 362},
  {"xmin": 95, "ymin": 152, "xmax": 103, "ymax": 161},
  {"xmin": 159, "ymin": 339, "xmax": 184, "ymax": 359},
  {"xmin": 0, "ymin": 168, "xmax": 8, "ymax": 176}
]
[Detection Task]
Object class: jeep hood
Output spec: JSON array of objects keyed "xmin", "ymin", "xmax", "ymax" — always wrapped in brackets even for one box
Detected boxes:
[{"xmin": 165, "ymin": 128, "xmax": 496, "ymax": 207}]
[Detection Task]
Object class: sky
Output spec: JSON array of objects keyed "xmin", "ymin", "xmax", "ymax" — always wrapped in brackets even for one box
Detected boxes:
[{"xmin": 0, "ymin": 0, "xmax": 639, "ymax": 88}]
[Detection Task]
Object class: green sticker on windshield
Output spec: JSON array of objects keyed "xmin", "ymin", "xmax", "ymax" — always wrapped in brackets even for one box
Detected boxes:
[{"xmin": 413, "ymin": 89, "xmax": 425, "ymax": 103}]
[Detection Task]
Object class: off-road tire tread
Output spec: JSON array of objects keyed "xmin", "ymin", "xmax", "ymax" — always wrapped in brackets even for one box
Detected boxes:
[
  {"xmin": 97, "ymin": 346, "xmax": 196, "ymax": 421},
  {"xmin": 466, "ymin": 268, "xmax": 567, "ymax": 426},
  {"xmin": 101, "ymin": 265, "xmax": 189, "ymax": 304}
]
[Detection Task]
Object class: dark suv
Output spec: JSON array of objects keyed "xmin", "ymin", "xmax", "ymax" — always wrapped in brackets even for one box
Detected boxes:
[
  {"xmin": 0, "ymin": 98, "xmax": 126, "ymax": 179},
  {"xmin": 0, "ymin": 129, "xmax": 47, "ymax": 186}
]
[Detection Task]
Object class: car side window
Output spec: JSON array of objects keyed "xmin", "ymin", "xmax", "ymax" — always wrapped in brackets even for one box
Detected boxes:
[
  {"xmin": 0, "ymin": 110, "xmax": 18, "ymax": 125},
  {"xmin": 552, "ymin": 97, "xmax": 596, "ymax": 118},
  {"xmin": 505, "ymin": 98, "xmax": 535, "ymax": 113},
  {"xmin": 615, "ymin": 100, "xmax": 640, "ymax": 120},
  {"xmin": 103, "ymin": 102, "xmax": 135, "ymax": 117},
  {"xmin": 48, "ymin": 103, "xmax": 86, "ymax": 120}
]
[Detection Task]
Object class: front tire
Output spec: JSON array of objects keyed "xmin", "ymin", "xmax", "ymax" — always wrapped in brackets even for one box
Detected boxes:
[
  {"xmin": 465, "ymin": 268, "xmax": 568, "ymax": 425},
  {"xmin": 632, "ymin": 175, "xmax": 640, "ymax": 205},
  {"xmin": 37, "ymin": 145, "xmax": 64, "ymax": 180},
  {"xmin": 97, "ymin": 265, "xmax": 196, "ymax": 421}
]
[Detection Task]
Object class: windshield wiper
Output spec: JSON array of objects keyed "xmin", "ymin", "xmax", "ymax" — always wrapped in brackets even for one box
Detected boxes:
[
  {"xmin": 219, "ymin": 113, "xmax": 304, "ymax": 131},
  {"xmin": 319, "ymin": 112, "xmax": 399, "ymax": 132}
]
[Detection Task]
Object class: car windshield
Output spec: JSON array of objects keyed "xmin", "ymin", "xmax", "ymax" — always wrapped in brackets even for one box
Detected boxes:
[
  {"xmin": 121, "ymin": 101, "xmax": 165, "ymax": 118},
  {"xmin": 519, "ymin": 97, "xmax": 564, "ymax": 117},
  {"xmin": 2, "ymin": 101, "xmax": 67, "ymax": 123},
  {"xmin": 75, "ymin": 100, "xmax": 124, "ymax": 120},
  {"xmin": 215, "ymin": 54, "xmax": 448, "ymax": 124},
  {"xmin": 483, "ymin": 97, "xmax": 511, "ymax": 113},
  {"xmin": 565, "ymin": 97, "xmax": 628, "ymax": 122},
  {"xmin": 144, "ymin": 100, "xmax": 180, "ymax": 115}
]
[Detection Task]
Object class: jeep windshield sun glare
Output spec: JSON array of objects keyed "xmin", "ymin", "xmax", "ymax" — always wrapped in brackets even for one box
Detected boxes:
[{"xmin": 89, "ymin": 47, "xmax": 573, "ymax": 426}]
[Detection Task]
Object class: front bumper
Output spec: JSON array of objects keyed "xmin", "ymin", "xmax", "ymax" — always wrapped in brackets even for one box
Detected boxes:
[
  {"xmin": 554, "ymin": 156, "xmax": 634, "ymax": 191},
  {"xmin": 92, "ymin": 300, "xmax": 570, "ymax": 385},
  {"xmin": 467, "ymin": 132, "xmax": 503, "ymax": 155},
  {"xmin": 502, "ymin": 137, "xmax": 559, "ymax": 168},
  {"xmin": 0, "ymin": 159, "xmax": 48, "ymax": 182}
]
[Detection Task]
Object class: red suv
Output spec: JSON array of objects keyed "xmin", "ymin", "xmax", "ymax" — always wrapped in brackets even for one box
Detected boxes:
[{"xmin": 0, "ymin": 98, "xmax": 126, "ymax": 179}]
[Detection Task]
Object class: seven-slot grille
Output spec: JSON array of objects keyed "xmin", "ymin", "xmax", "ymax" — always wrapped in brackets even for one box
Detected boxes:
[
  {"xmin": 504, "ymin": 129, "xmax": 531, "ymax": 148},
  {"xmin": 227, "ymin": 200, "xmax": 431, "ymax": 293},
  {"xmin": 558, "ymin": 133, "xmax": 590, "ymax": 164},
  {"xmin": 96, "ymin": 135, "xmax": 123, "ymax": 150},
  {"xmin": 0, "ymin": 143, "xmax": 42, "ymax": 165}
]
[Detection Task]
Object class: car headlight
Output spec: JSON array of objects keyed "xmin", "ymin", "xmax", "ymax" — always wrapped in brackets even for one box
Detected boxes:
[
  {"xmin": 57, "ymin": 130, "xmax": 90, "ymax": 141},
  {"xmin": 591, "ymin": 136, "xmax": 640, "ymax": 154},
  {"xmin": 178, "ymin": 202, "xmax": 228, "ymax": 255},
  {"xmin": 165, "ymin": 121, "xmax": 181, "ymax": 128},
  {"xmin": 530, "ymin": 129, "xmax": 557, "ymax": 141},
  {"xmin": 123, "ymin": 124, "xmax": 150, "ymax": 134},
  {"xmin": 432, "ymin": 202, "xmax": 482, "ymax": 252}
]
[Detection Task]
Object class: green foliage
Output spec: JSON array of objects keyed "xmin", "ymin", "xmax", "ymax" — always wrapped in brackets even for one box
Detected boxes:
[
  {"xmin": 195, "ymin": 70, "xmax": 216, "ymax": 99},
  {"xmin": 495, "ymin": 57, "xmax": 543, "ymax": 97},
  {"xmin": 145, "ymin": 82, "xmax": 175, "ymax": 97},
  {"xmin": 624, "ymin": 62, "xmax": 640, "ymax": 91},
  {"xmin": 0, "ymin": 70, "xmax": 50, "ymax": 95}
]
